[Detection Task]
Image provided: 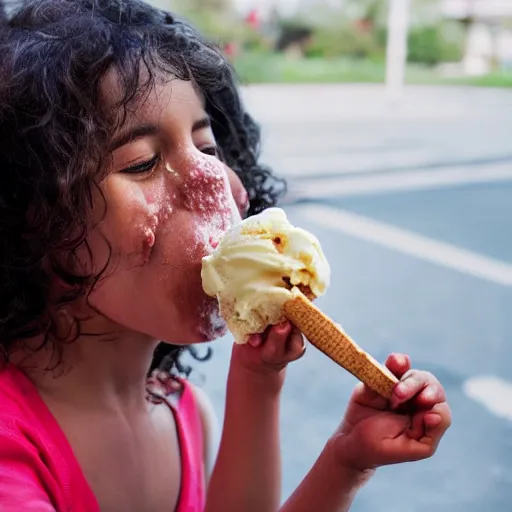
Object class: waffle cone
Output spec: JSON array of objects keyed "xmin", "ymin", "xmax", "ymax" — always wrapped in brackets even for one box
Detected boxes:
[{"xmin": 283, "ymin": 289, "xmax": 398, "ymax": 399}]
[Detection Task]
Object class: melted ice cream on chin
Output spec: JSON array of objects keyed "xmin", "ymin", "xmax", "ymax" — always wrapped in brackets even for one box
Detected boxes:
[{"xmin": 196, "ymin": 294, "xmax": 227, "ymax": 341}]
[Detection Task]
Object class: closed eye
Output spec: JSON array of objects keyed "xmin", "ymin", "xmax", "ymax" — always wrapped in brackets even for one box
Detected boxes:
[
  {"xmin": 120, "ymin": 155, "xmax": 160, "ymax": 175},
  {"xmin": 201, "ymin": 146, "xmax": 219, "ymax": 158}
]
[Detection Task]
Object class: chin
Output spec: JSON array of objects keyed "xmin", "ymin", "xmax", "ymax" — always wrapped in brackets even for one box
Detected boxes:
[
  {"xmin": 196, "ymin": 324, "xmax": 228, "ymax": 343},
  {"xmin": 195, "ymin": 295, "xmax": 228, "ymax": 342}
]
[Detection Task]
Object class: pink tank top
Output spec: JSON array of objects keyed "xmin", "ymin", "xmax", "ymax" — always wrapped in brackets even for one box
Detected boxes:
[{"xmin": 0, "ymin": 363, "xmax": 206, "ymax": 511}]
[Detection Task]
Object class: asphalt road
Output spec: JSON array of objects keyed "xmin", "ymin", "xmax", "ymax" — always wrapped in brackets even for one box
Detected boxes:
[{"xmin": 193, "ymin": 85, "xmax": 512, "ymax": 511}]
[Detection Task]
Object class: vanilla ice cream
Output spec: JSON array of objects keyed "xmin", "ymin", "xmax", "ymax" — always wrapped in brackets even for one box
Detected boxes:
[{"xmin": 201, "ymin": 207, "xmax": 331, "ymax": 343}]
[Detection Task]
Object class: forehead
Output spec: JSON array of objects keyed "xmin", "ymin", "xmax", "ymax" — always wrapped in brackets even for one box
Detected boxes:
[{"xmin": 100, "ymin": 67, "xmax": 205, "ymax": 126}]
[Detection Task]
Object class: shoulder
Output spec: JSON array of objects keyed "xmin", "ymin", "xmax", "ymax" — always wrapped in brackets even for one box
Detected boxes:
[
  {"xmin": 0, "ymin": 364, "xmax": 54, "ymax": 438},
  {"xmin": 0, "ymin": 367, "xmax": 91, "ymax": 511},
  {"xmin": 0, "ymin": 365, "xmax": 38, "ymax": 432},
  {"xmin": 0, "ymin": 420, "xmax": 58, "ymax": 510},
  {"xmin": 0, "ymin": 384, "xmax": 62, "ymax": 479},
  {"xmin": 0, "ymin": 419, "xmax": 47, "ymax": 469}
]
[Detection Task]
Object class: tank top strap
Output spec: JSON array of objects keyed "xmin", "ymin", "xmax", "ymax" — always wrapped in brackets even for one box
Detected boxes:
[
  {"xmin": 173, "ymin": 377, "xmax": 206, "ymax": 512},
  {"xmin": 146, "ymin": 373, "xmax": 206, "ymax": 511}
]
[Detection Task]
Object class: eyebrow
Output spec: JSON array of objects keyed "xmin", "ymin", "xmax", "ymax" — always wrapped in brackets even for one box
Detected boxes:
[
  {"xmin": 110, "ymin": 124, "xmax": 159, "ymax": 151},
  {"xmin": 110, "ymin": 116, "xmax": 212, "ymax": 151},
  {"xmin": 192, "ymin": 116, "xmax": 211, "ymax": 133}
]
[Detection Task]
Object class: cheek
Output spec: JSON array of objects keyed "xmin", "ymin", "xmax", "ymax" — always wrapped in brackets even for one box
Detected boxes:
[
  {"xmin": 94, "ymin": 180, "xmax": 177, "ymax": 269},
  {"xmin": 137, "ymin": 184, "xmax": 178, "ymax": 263},
  {"xmin": 114, "ymin": 188, "xmax": 158, "ymax": 264}
]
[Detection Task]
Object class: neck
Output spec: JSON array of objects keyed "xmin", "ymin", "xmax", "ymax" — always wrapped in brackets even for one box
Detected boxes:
[{"xmin": 15, "ymin": 327, "xmax": 159, "ymax": 412}]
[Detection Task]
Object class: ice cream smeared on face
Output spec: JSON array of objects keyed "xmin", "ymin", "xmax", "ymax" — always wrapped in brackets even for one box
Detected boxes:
[
  {"xmin": 201, "ymin": 207, "xmax": 331, "ymax": 343},
  {"xmin": 180, "ymin": 154, "xmax": 241, "ymax": 340},
  {"xmin": 182, "ymin": 155, "xmax": 240, "ymax": 258}
]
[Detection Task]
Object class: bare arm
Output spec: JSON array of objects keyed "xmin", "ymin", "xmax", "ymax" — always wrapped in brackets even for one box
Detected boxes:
[
  {"xmin": 204, "ymin": 323, "xmax": 305, "ymax": 511},
  {"xmin": 204, "ymin": 356, "xmax": 282, "ymax": 512},
  {"xmin": 280, "ymin": 441, "xmax": 372, "ymax": 512},
  {"xmin": 204, "ymin": 365, "xmax": 370, "ymax": 512},
  {"xmin": 282, "ymin": 354, "xmax": 452, "ymax": 512}
]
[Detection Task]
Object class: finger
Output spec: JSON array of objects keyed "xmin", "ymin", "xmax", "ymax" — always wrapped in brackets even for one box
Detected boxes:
[
  {"xmin": 247, "ymin": 323, "xmax": 273, "ymax": 347},
  {"xmin": 390, "ymin": 369, "xmax": 430, "ymax": 410},
  {"xmin": 413, "ymin": 376, "xmax": 446, "ymax": 409},
  {"xmin": 247, "ymin": 334, "xmax": 263, "ymax": 348},
  {"xmin": 397, "ymin": 404, "xmax": 451, "ymax": 462},
  {"xmin": 422, "ymin": 402, "xmax": 452, "ymax": 449},
  {"xmin": 407, "ymin": 403, "xmax": 449, "ymax": 443},
  {"xmin": 285, "ymin": 327, "xmax": 306, "ymax": 362},
  {"xmin": 381, "ymin": 403, "xmax": 451, "ymax": 464},
  {"xmin": 260, "ymin": 321, "xmax": 292, "ymax": 362},
  {"xmin": 381, "ymin": 430, "xmax": 436, "ymax": 464},
  {"xmin": 407, "ymin": 410, "xmax": 427, "ymax": 441},
  {"xmin": 385, "ymin": 353, "xmax": 412, "ymax": 379}
]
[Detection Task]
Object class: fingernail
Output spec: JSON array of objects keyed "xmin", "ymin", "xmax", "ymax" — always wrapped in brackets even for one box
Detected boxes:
[
  {"xmin": 247, "ymin": 335, "xmax": 262, "ymax": 347},
  {"xmin": 397, "ymin": 355, "xmax": 409, "ymax": 367},
  {"xmin": 276, "ymin": 321, "xmax": 290, "ymax": 333}
]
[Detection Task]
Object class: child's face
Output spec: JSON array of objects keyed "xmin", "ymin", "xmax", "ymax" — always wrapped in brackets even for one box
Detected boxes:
[{"xmin": 84, "ymin": 77, "xmax": 242, "ymax": 343}]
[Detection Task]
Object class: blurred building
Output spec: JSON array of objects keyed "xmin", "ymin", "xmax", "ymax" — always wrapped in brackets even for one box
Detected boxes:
[
  {"xmin": 443, "ymin": 0, "xmax": 512, "ymax": 18},
  {"xmin": 442, "ymin": 1, "xmax": 512, "ymax": 75},
  {"xmin": 233, "ymin": 0, "xmax": 341, "ymax": 17}
]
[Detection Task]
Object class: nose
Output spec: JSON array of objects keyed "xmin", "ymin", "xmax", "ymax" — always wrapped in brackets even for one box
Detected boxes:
[{"xmin": 171, "ymin": 149, "xmax": 233, "ymax": 214}]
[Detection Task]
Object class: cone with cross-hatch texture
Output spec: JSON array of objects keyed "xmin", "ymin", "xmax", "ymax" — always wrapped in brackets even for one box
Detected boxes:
[{"xmin": 283, "ymin": 288, "xmax": 399, "ymax": 399}]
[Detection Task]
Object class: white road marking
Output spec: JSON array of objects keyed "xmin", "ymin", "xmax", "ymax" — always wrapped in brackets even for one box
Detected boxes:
[
  {"xmin": 463, "ymin": 376, "xmax": 512, "ymax": 422},
  {"xmin": 265, "ymin": 148, "xmax": 433, "ymax": 177},
  {"xmin": 292, "ymin": 162, "xmax": 512, "ymax": 198},
  {"xmin": 301, "ymin": 204, "xmax": 512, "ymax": 286}
]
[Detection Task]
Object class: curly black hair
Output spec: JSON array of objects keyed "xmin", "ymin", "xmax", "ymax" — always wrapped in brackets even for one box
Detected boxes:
[{"xmin": 0, "ymin": 0, "xmax": 286, "ymax": 376}]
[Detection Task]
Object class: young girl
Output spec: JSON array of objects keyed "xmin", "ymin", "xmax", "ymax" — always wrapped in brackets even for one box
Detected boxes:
[{"xmin": 0, "ymin": 1, "xmax": 451, "ymax": 511}]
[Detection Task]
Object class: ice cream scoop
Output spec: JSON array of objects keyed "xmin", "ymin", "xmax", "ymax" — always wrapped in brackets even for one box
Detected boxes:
[{"xmin": 201, "ymin": 207, "xmax": 330, "ymax": 343}]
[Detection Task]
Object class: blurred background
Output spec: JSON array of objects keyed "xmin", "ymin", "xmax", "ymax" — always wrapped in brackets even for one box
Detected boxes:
[
  {"xmin": 154, "ymin": 0, "xmax": 512, "ymax": 87},
  {"xmin": 156, "ymin": 0, "xmax": 512, "ymax": 511}
]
